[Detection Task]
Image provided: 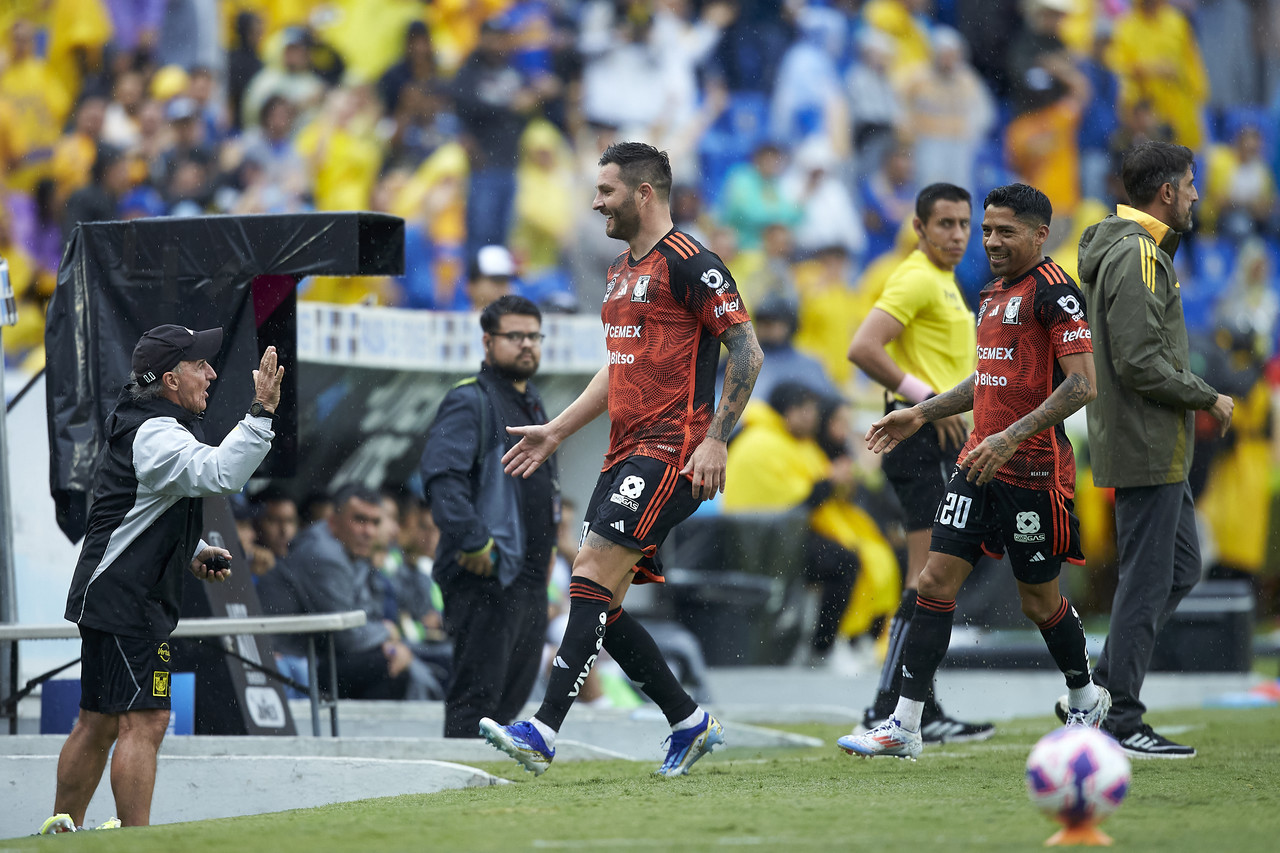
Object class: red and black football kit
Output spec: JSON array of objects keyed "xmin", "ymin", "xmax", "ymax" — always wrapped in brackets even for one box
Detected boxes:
[
  {"xmin": 585, "ymin": 229, "xmax": 750, "ymax": 581},
  {"xmin": 931, "ymin": 258, "xmax": 1093, "ymax": 583}
]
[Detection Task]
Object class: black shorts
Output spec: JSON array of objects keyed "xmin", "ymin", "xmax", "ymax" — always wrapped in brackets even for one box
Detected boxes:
[
  {"xmin": 583, "ymin": 456, "xmax": 703, "ymax": 584},
  {"xmin": 79, "ymin": 625, "xmax": 173, "ymax": 714},
  {"xmin": 929, "ymin": 465, "xmax": 1084, "ymax": 585},
  {"xmin": 880, "ymin": 408, "xmax": 958, "ymax": 531}
]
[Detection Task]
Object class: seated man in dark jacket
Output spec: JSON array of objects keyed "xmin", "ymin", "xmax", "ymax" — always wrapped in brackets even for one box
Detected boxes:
[
  {"xmin": 421, "ymin": 295, "xmax": 560, "ymax": 737},
  {"xmin": 260, "ymin": 484, "xmax": 437, "ymax": 699}
]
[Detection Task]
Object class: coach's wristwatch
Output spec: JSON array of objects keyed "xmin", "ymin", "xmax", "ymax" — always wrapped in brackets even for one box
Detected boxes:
[{"xmin": 249, "ymin": 400, "xmax": 278, "ymax": 422}]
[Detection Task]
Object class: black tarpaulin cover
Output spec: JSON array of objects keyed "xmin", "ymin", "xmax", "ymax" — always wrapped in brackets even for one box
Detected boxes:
[{"xmin": 45, "ymin": 212, "xmax": 404, "ymax": 542}]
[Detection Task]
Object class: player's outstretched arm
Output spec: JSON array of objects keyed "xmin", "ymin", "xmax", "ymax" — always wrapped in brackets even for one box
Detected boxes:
[
  {"xmin": 960, "ymin": 352, "xmax": 1096, "ymax": 484},
  {"xmin": 866, "ymin": 374, "xmax": 974, "ymax": 455},
  {"xmin": 504, "ymin": 365, "xmax": 610, "ymax": 478},
  {"xmin": 683, "ymin": 321, "xmax": 763, "ymax": 499}
]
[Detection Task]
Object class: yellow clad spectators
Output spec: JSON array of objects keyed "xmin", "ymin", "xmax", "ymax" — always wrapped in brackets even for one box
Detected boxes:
[
  {"xmin": 50, "ymin": 95, "xmax": 107, "ymax": 209},
  {"xmin": 793, "ymin": 246, "xmax": 863, "ymax": 387},
  {"xmin": 861, "ymin": 0, "xmax": 931, "ymax": 83},
  {"xmin": 510, "ymin": 119, "xmax": 575, "ymax": 275},
  {"xmin": 0, "ymin": 205, "xmax": 55, "ymax": 364},
  {"xmin": 313, "ymin": 0, "xmax": 425, "ymax": 83},
  {"xmin": 1198, "ymin": 126, "xmax": 1275, "ymax": 238},
  {"xmin": 1106, "ymin": 0, "xmax": 1208, "ymax": 151},
  {"xmin": 295, "ymin": 87, "xmax": 383, "ymax": 211},
  {"xmin": 0, "ymin": 21, "xmax": 73, "ymax": 193},
  {"xmin": 45, "ymin": 0, "xmax": 113, "ymax": 99},
  {"xmin": 1201, "ymin": 377, "xmax": 1272, "ymax": 576},
  {"xmin": 426, "ymin": 0, "xmax": 512, "ymax": 76}
]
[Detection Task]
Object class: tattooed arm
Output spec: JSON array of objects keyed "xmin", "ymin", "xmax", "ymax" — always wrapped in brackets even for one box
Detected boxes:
[
  {"xmin": 682, "ymin": 321, "xmax": 764, "ymax": 499},
  {"xmin": 919, "ymin": 375, "xmax": 976, "ymax": 422},
  {"xmin": 866, "ymin": 375, "xmax": 976, "ymax": 455},
  {"xmin": 960, "ymin": 352, "xmax": 1096, "ymax": 484}
]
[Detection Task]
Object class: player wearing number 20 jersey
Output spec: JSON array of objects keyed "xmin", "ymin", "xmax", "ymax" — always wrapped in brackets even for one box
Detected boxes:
[
  {"xmin": 963, "ymin": 257, "xmax": 1093, "ymax": 497},
  {"xmin": 600, "ymin": 229, "xmax": 750, "ymax": 472}
]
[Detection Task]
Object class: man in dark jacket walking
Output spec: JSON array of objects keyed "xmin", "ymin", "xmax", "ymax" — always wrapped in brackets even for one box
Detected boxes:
[
  {"xmin": 43, "ymin": 326, "xmax": 282, "ymax": 832},
  {"xmin": 1068, "ymin": 142, "xmax": 1234, "ymax": 758},
  {"xmin": 420, "ymin": 295, "xmax": 559, "ymax": 737}
]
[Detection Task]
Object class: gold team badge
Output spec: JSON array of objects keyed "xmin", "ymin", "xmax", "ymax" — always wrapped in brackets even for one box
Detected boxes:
[
  {"xmin": 153, "ymin": 671, "xmax": 170, "ymax": 698},
  {"xmin": 158, "ymin": 643, "xmax": 171, "ymax": 664}
]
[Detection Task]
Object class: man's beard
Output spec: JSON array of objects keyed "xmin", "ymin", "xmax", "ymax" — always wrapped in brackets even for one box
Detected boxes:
[
  {"xmin": 606, "ymin": 199, "xmax": 640, "ymax": 241},
  {"xmin": 493, "ymin": 359, "xmax": 538, "ymax": 382}
]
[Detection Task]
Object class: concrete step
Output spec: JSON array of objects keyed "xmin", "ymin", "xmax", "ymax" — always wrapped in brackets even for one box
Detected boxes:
[{"xmin": 1, "ymin": 753, "xmax": 504, "ymax": 840}]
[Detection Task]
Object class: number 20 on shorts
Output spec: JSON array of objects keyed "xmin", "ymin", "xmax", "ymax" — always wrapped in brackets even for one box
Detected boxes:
[{"xmin": 938, "ymin": 493, "xmax": 972, "ymax": 529}]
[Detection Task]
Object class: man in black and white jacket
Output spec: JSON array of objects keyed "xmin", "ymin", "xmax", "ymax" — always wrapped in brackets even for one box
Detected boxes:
[{"xmin": 41, "ymin": 325, "xmax": 283, "ymax": 833}]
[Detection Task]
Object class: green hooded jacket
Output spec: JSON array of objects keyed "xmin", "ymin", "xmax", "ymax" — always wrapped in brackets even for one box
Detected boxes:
[{"xmin": 1076, "ymin": 206, "xmax": 1218, "ymax": 488}]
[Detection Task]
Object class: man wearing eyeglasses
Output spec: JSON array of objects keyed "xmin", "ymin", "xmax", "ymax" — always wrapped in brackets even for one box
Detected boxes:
[{"xmin": 420, "ymin": 294, "xmax": 560, "ymax": 737}]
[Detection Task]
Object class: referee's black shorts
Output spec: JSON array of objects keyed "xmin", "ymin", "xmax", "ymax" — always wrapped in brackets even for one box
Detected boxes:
[
  {"xmin": 79, "ymin": 625, "xmax": 173, "ymax": 714},
  {"xmin": 880, "ymin": 403, "xmax": 961, "ymax": 532}
]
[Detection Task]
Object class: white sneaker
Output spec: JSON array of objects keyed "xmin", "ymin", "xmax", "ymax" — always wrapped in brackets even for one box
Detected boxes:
[
  {"xmin": 836, "ymin": 717, "xmax": 923, "ymax": 760},
  {"xmin": 1064, "ymin": 686, "xmax": 1111, "ymax": 729}
]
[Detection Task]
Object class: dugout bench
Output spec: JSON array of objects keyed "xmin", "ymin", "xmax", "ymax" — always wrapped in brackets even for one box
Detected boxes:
[{"xmin": 0, "ymin": 610, "xmax": 367, "ymax": 737}]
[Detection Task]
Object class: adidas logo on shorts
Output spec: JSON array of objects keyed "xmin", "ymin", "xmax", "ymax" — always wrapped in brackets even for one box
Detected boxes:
[
  {"xmin": 1030, "ymin": 552, "xmax": 1045, "ymax": 562},
  {"xmin": 611, "ymin": 520, "xmax": 626, "ymax": 533}
]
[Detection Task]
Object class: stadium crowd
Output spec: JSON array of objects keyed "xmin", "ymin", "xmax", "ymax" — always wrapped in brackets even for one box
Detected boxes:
[{"xmin": 3, "ymin": 0, "xmax": 1280, "ymax": 651}]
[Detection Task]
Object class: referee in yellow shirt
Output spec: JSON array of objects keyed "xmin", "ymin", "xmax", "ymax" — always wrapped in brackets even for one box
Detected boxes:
[{"xmin": 847, "ymin": 183, "xmax": 995, "ymax": 743}]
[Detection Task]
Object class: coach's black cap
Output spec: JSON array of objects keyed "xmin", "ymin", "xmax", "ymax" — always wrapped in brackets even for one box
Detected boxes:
[{"xmin": 132, "ymin": 324, "xmax": 223, "ymax": 385}]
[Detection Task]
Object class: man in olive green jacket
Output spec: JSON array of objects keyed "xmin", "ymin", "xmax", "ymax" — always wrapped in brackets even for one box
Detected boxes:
[{"xmin": 1070, "ymin": 141, "xmax": 1233, "ymax": 758}]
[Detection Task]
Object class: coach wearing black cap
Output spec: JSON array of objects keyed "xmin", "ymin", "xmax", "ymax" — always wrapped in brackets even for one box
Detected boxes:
[{"xmin": 39, "ymin": 325, "xmax": 284, "ymax": 834}]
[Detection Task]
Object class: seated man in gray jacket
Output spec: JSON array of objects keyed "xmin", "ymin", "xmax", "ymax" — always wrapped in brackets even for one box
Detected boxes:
[{"xmin": 261, "ymin": 484, "xmax": 438, "ymax": 699}]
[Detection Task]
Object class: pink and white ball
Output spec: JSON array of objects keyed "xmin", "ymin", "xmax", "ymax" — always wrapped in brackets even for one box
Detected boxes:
[{"xmin": 1025, "ymin": 726, "xmax": 1131, "ymax": 828}]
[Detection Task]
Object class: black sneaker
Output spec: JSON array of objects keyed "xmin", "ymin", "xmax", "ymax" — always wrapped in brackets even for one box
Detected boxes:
[
  {"xmin": 1110, "ymin": 723, "xmax": 1196, "ymax": 759},
  {"xmin": 920, "ymin": 701, "xmax": 996, "ymax": 744},
  {"xmin": 861, "ymin": 706, "xmax": 893, "ymax": 732}
]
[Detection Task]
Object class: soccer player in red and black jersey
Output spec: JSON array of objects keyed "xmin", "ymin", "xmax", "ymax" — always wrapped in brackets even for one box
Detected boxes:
[
  {"xmin": 839, "ymin": 183, "xmax": 1112, "ymax": 760},
  {"xmin": 478, "ymin": 142, "xmax": 763, "ymax": 777}
]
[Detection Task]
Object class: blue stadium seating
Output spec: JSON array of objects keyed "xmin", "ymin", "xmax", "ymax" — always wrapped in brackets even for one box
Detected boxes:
[{"xmin": 698, "ymin": 92, "xmax": 771, "ymax": 206}]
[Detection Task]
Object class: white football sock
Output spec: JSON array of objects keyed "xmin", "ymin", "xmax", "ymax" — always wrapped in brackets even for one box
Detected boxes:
[
  {"xmin": 892, "ymin": 697, "xmax": 924, "ymax": 732},
  {"xmin": 531, "ymin": 717, "xmax": 557, "ymax": 747},
  {"xmin": 672, "ymin": 708, "xmax": 706, "ymax": 732},
  {"xmin": 1068, "ymin": 682, "xmax": 1100, "ymax": 711}
]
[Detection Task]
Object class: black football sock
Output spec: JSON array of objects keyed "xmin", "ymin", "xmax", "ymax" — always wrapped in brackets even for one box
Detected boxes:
[
  {"xmin": 534, "ymin": 577, "xmax": 612, "ymax": 731},
  {"xmin": 898, "ymin": 595, "xmax": 954, "ymax": 703},
  {"xmin": 873, "ymin": 590, "xmax": 917, "ymax": 714},
  {"xmin": 1037, "ymin": 596, "xmax": 1092, "ymax": 689},
  {"xmin": 603, "ymin": 607, "xmax": 698, "ymax": 726}
]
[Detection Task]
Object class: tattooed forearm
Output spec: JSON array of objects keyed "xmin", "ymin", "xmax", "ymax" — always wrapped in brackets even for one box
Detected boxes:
[
  {"xmin": 919, "ymin": 375, "xmax": 975, "ymax": 422},
  {"xmin": 708, "ymin": 321, "xmax": 764, "ymax": 442},
  {"xmin": 1004, "ymin": 371, "xmax": 1095, "ymax": 445}
]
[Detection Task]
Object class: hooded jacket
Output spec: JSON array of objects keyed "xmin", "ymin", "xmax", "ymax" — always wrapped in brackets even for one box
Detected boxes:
[
  {"xmin": 1076, "ymin": 206, "xmax": 1218, "ymax": 487},
  {"xmin": 420, "ymin": 363, "xmax": 558, "ymax": 589},
  {"xmin": 65, "ymin": 388, "xmax": 275, "ymax": 639}
]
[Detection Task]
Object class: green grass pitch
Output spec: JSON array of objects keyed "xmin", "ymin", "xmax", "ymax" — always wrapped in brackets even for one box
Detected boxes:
[{"xmin": 9, "ymin": 707, "xmax": 1278, "ymax": 852}]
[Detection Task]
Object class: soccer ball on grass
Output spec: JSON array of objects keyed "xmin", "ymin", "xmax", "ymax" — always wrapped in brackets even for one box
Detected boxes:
[{"xmin": 1025, "ymin": 726, "xmax": 1130, "ymax": 845}]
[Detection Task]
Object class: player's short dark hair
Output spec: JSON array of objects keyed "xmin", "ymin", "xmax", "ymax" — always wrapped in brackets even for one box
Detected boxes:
[
  {"xmin": 330, "ymin": 483, "xmax": 382, "ymax": 513},
  {"xmin": 768, "ymin": 381, "xmax": 823, "ymax": 416},
  {"xmin": 599, "ymin": 141, "xmax": 672, "ymax": 199},
  {"xmin": 984, "ymin": 183, "xmax": 1053, "ymax": 228},
  {"xmin": 916, "ymin": 183, "xmax": 971, "ymax": 223},
  {"xmin": 480, "ymin": 294, "xmax": 541, "ymax": 334},
  {"xmin": 1121, "ymin": 141, "xmax": 1196, "ymax": 207}
]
